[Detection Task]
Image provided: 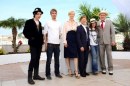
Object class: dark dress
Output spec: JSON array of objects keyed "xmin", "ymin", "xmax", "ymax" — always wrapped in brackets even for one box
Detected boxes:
[{"xmin": 64, "ymin": 30, "xmax": 78, "ymax": 58}]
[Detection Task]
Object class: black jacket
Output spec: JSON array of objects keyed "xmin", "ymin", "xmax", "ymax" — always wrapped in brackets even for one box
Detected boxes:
[
  {"xmin": 77, "ymin": 25, "xmax": 90, "ymax": 49},
  {"xmin": 23, "ymin": 19, "xmax": 44, "ymax": 47}
]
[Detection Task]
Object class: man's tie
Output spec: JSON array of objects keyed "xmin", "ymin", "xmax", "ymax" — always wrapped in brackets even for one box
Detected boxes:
[{"xmin": 101, "ymin": 20, "xmax": 104, "ymax": 29}]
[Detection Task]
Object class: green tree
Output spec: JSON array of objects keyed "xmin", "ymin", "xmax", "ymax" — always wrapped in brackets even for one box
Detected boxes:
[
  {"xmin": 78, "ymin": 3, "xmax": 102, "ymax": 22},
  {"xmin": 78, "ymin": 3, "xmax": 92, "ymax": 22},
  {"xmin": 113, "ymin": 13, "xmax": 130, "ymax": 36},
  {"xmin": 113, "ymin": 13, "xmax": 130, "ymax": 51},
  {"xmin": 91, "ymin": 7, "xmax": 101, "ymax": 20},
  {"xmin": 123, "ymin": 35, "xmax": 130, "ymax": 51},
  {"xmin": 0, "ymin": 17, "xmax": 25, "ymax": 53}
]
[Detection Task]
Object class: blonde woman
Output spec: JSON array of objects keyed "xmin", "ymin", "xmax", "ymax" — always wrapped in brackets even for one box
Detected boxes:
[{"xmin": 63, "ymin": 11, "xmax": 80, "ymax": 79}]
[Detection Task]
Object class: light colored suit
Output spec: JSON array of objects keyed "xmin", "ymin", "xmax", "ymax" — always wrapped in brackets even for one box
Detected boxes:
[
  {"xmin": 97, "ymin": 20, "xmax": 115, "ymax": 44},
  {"xmin": 97, "ymin": 19, "xmax": 115, "ymax": 71}
]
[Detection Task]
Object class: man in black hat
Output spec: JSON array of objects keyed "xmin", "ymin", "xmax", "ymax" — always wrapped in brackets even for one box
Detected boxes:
[{"xmin": 23, "ymin": 8, "xmax": 45, "ymax": 85}]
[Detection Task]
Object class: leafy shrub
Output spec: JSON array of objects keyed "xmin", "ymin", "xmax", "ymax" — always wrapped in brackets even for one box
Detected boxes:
[
  {"xmin": 0, "ymin": 48, "xmax": 6, "ymax": 55},
  {"xmin": 112, "ymin": 45, "xmax": 117, "ymax": 51},
  {"xmin": 123, "ymin": 35, "xmax": 130, "ymax": 51},
  {"xmin": 27, "ymin": 48, "xmax": 30, "ymax": 53}
]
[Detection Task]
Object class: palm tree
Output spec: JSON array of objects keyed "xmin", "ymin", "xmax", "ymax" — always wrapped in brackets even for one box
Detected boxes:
[
  {"xmin": 113, "ymin": 13, "xmax": 130, "ymax": 36},
  {"xmin": 0, "ymin": 17, "xmax": 25, "ymax": 53},
  {"xmin": 91, "ymin": 7, "xmax": 101, "ymax": 20},
  {"xmin": 113, "ymin": 13, "xmax": 130, "ymax": 51},
  {"xmin": 78, "ymin": 3, "xmax": 92, "ymax": 22},
  {"xmin": 78, "ymin": 3, "xmax": 101, "ymax": 22}
]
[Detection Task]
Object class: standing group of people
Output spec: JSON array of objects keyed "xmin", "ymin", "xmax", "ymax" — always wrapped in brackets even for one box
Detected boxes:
[{"xmin": 23, "ymin": 8, "xmax": 115, "ymax": 85}]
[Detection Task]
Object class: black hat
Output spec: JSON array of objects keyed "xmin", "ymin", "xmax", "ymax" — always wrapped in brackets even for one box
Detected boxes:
[{"xmin": 33, "ymin": 8, "xmax": 43, "ymax": 15}]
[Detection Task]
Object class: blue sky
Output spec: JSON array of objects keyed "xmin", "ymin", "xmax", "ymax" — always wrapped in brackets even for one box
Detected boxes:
[{"xmin": 0, "ymin": 0, "xmax": 119, "ymax": 35}]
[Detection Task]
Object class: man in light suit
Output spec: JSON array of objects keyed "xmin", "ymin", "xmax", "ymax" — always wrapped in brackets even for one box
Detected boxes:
[{"xmin": 97, "ymin": 11, "xmax": 115, "ymax": 75}]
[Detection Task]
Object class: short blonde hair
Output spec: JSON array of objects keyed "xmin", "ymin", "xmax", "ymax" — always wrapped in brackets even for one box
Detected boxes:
[{"xmin": 68, "ymin": 10, "xmax": 75, "ymax": 15}]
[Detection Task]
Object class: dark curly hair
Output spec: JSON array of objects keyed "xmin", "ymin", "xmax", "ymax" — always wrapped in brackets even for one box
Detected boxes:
[{"xmin": 89, "ymin": 22, "xmax": 98, "ymax": 31}]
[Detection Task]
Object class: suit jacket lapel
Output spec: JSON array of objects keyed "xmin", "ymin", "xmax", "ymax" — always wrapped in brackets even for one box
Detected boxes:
[
  {"xmin": 80, "ymin": 25, "xmax": 86, "ymax": 34},
  {"xmin": 81, "ymin": 25, "xmax": 89, "ymax": 40},
  {"xmin": 32, "ymin": 19, "xmax": 40, "ymax": 32}
]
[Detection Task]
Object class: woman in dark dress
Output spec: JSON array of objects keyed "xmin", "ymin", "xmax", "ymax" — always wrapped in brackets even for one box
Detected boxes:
[{"xmin": 63, "ymin": 11, "xmax": 80, "ymax": 79}]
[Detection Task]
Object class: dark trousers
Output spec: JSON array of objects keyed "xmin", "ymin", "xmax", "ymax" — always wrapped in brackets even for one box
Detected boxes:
[
  {"xmin": 45, "ymin": 43, "xmax": 60, "ymax": 76},
  {"xmin": 28, "ymin": 46, "xmax": 42, "ymax": 72},
  {"xmin": 78, "ymin": 49, "xmax": 89, "ymax": 76}
]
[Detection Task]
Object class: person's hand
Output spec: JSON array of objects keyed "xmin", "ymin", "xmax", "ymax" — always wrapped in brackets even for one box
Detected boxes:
[
  {"xmin": 45, "ymin": 41, "xmax": 48, "ymax": 51},
  {"xmin": 111, "ymin": 42, "xmax": 116, "ymax": 46},
  {"xmin": 80, "ymin": 47, "xmax": 84, "ymax": 52},
  {"xmin": 64, "ymin": 43, "xmax": 68, "ymax": 48},
  {"xmin": 89, "ymin": 46, "xmax": 91, "ymax": 51}
]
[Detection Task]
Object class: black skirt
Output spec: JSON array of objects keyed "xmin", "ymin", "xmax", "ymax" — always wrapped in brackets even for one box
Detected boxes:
[{"xmin": 64, "ymin": 30, "xmax": 78, "ymax": 58}]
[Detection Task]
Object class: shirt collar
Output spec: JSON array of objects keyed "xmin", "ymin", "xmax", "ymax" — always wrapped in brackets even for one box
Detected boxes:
[
  {"xmin": 100, "ymin": 19, "xmax": 106, "ymax": 22},
  {"xmin": 51, "ymin": 19, "xmax": 57, "ymax": 22},
  {"xmin": 34, "ymin": 18, "xmax": 39, "ymax": 22},
  {"xmin": 81, "ymin": 24, "xmax": 87, "ymax": 28}
]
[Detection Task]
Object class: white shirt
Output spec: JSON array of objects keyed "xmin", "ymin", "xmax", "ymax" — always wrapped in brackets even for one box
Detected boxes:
[
  {"xmin": 82, "ymin": 24, "xmax": 89, "ymax": 39},
  {"xmin": 34, "ymin": 19, "xmax": 40, "ymax": 31},
  {"xmin": 63, "ymin": 21, "xmax": 78, "ymax": 44},
  {"xmin": 89, "ymin": 30, "xmax": 98, "ymax": 45},
  {"xmin": 82, "ymin": 24, "xmax": 87, "ymax": 33},
  {"xmin": 44, "ymin": 20, "xmax": 62, "ymax": 44},
  {"xmin": 34, "ymin": 19, "xmax": 39, "ymax": 25}
]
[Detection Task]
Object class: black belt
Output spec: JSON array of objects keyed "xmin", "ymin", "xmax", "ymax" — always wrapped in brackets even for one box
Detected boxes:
[{"xmin": 47, "ymin": 43, "xmax": 60, "ymax": 46}]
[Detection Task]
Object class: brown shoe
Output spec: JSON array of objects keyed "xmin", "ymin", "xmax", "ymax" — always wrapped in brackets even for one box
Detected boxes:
[{"xmin": 75, "ymin": 71, "xmax": 80, "ymax": 79}]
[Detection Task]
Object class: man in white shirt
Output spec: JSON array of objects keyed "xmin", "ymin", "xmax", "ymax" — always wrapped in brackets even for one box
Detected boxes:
[{"xmin": 44, "ymin": 9, "xmax": 62, "ymax": 80}]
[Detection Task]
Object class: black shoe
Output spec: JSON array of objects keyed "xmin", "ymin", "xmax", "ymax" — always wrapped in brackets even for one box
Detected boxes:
[
  {"xmin": 85, "ymin": 73, "xmax": 90, "ymax": 76},
  {"xmin": 102, "ymin": 70, "xmax": 106, "ymax": 74},
  {"xmin": 109, "ymin": 73, "xmax": 113, "ymax": 75},
  {"xmin": 33, "ymin": 69, "xmax": 45, "ymax": 80},
  {"xmin": 93, "ymin": 72, "xmax": 98, "ymax": 75},
  {"xmin": 46, "ymin": 75, "xmax": 52, "ymax": 80},
  {"xmin": 28, "ymin": 78, "xmax": 35, "ymax": 85},
  {"xmin": 28, "ymin": 71, "xmax": 35, "ymax": 85},
  {"xmin": 109, "ymin": 71, "xmax": 113, "ymax": 75},
  {"xmin": 33, "ymin": 75, "xmax": 45, "ymax": 80},
  {"xmin": 56, "ymin": 74, "xmax": 63, "ymax": 78},
  {"xmin": 80, "ymin": 74, "xmax": 86, "ymax": 77}
]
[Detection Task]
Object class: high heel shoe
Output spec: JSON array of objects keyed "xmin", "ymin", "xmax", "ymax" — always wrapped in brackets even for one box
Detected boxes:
[
  {"xmin": 68, "ymin": 69, "xmax": 73, "ymax": 77},
  {"xmin": 74, "ymin": 71, "xmax": 80, "ymax": 79}
]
